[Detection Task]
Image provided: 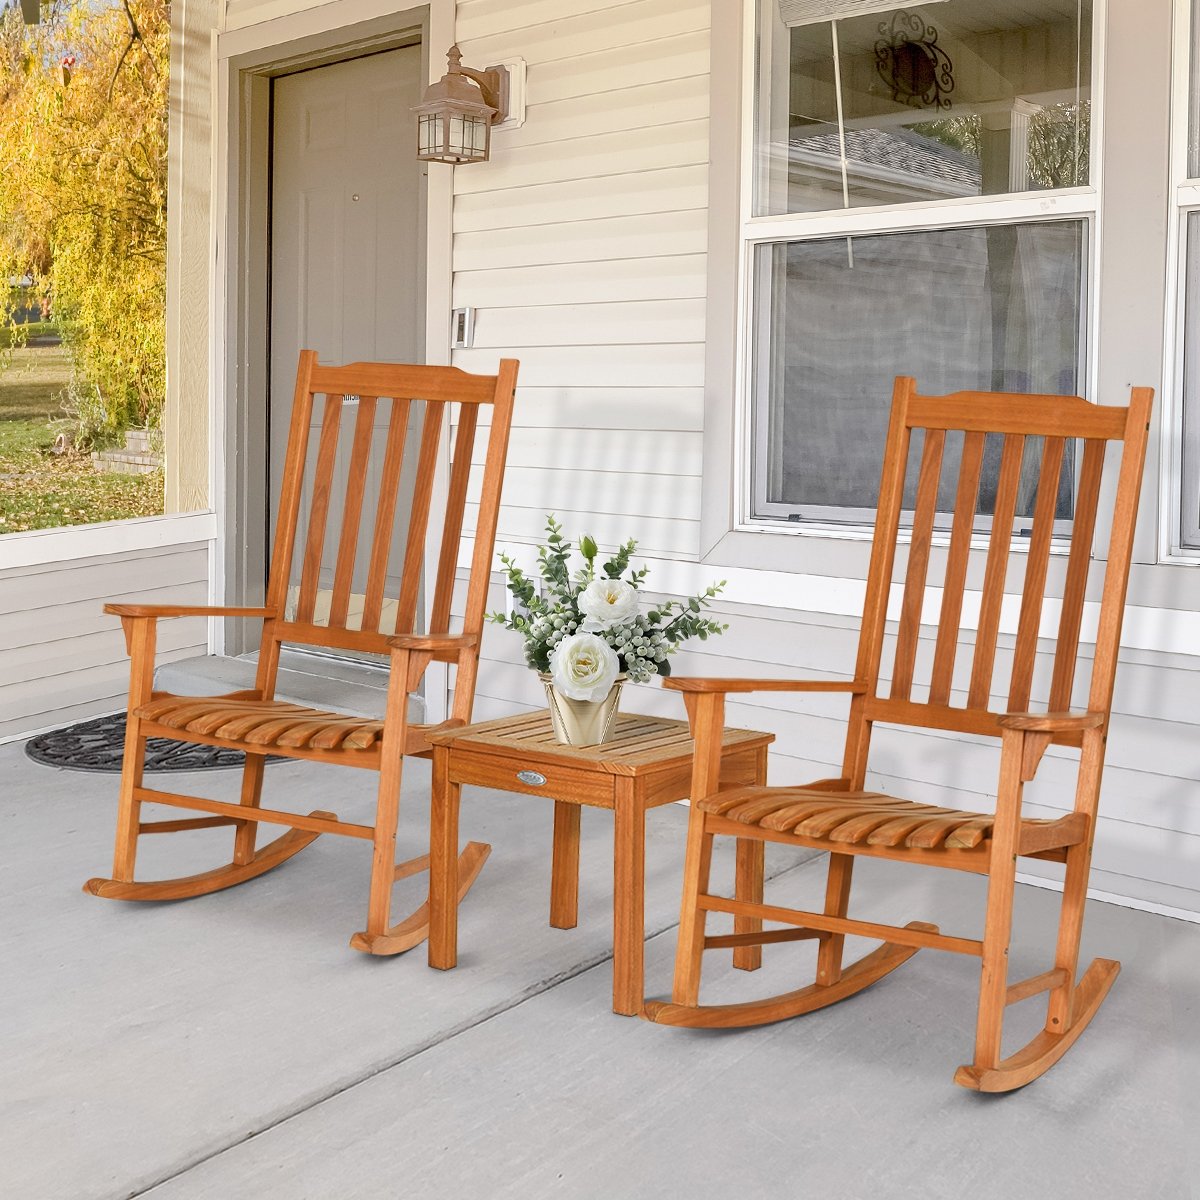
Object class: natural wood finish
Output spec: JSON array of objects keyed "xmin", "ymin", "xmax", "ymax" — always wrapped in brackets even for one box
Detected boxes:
[
  {"xmin": 394, "ymin": 401, "xmax": 444, "ymax": 636},
  {"xmin": 296, "ymin": 392, "xmax": 344, "ymax": 624},
  {"xmin": 86, "ymin": 353, "xmax": 519, "ymax": 954},
  {"xmin": 662, "ymin": 678, "xmax": 865, "ymax": 694},
  {"xmin": 1008, "ymin": 436, "xmax": 1066, "ymax": 711},
  {"xmin": 352, "ymin": 842, "xmax": 491, "ymax": 957},
  {"xmin": 361, "ymin": 398, "xmax": 410, "ymax": 633},
  {"xmin": 427, "ymin": 711, "xmax": 773, "ymax": 1015},
  {"xmin": 551, "ymin": 802, "xmax": 581, "ymax": 929},
  {"xmin": 327, "ymin": 395, "xmax": 378, "ymax": 628},
  {"xmin": 956, "ymin": 959, "xmax": 1120, "ymax": 1092},
  {"xmin": 647, "ymin": 377, "xmax": 1153, "ymax": 1092},
  {"xmin": 104, "ymin": 604, "xmax": 277, "ymax": 620},
  {"xmin": 891, "ymin": 428, "xmax": 945, "ymax": 701},
  {"xmin": 929, "ymin": 430, "xmax": 984, "ymax": 704},
  {"xmin": 967, "ymin": 433, "xmax": 1024, "ymax": 708},
  {"xmin": 733, "ymin": 837, "xmax": 765, "ymax": 971},
  {"xmin": 85, "ymin": 818, "xmax": 330, "ymax": 900},
  {"xmin": 1049, "ymin": 438, "xmax": 1106, "ymax": 710},
  {"xmin": 645, "ymin": 925, "xmax": 935, "ymax": 1029},
  {"xmin": 1005, "ymin": 967, "xmax": 1070, "ymax": 1007}
]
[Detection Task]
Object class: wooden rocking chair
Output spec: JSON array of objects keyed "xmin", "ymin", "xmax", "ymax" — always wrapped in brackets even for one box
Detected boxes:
[
  {"xmin": 646, "ymin": 377, "xmax": 1153, "ymax": 1092},
  {"xmin": 85, "ymin": 352, "xmax": 518, "ymax": 955}
]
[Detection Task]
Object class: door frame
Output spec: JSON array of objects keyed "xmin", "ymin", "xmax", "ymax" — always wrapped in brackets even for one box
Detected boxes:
[{"xmin": 212, "ymin": 0, "xmax": 455, "ymax": 719}]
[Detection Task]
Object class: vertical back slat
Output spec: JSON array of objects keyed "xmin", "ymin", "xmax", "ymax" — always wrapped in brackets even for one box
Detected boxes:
[
  {"xmin": 1007, "ymin": 436, "xmax": 1066, "ymax": 711},
  {"xmin": 1086, "ymin": 389, "xmax": 1154, "ymax": 719},
  {"xmin": 265, "ymin": 350, "xmax": 319, "ymax": 614},
  {"xmin": 967, "ymin": 434, "xmax": 1025, "ymax": 708},
  {"xmin": 928, "ymin": 431, "xmax": 985, "ymax": 705},
  {"xmin": 295, "ymin": 394, "xmax": 344, "ymax": 624},
  {"xmin": 460, "ymin": 361, "xmax": 519, "ymax": 637},
  {"xmin": 394, "ymin": 401, "xmax": 446, "ymax": 635},
  {"xmin": 1048, "ymin": 439, "xmax": 1106, "ymax": 710},
  {"xmin": 890, "ymin": 428, "xmax": 946, "ymax": 700},
  {"xmin": 327, "ymin": 396, "xmax": 379, "ymax": 629},
  {"xmin": 844, "ymin": 376, "xmax": 916, "ymax": 786},
  {"xmin": 429, "ymin": 405, "xmax": 479, "ymax": 635},
  {"xmin": 360, "ymin": 398, "xmax": 411, "ymax": 634}
]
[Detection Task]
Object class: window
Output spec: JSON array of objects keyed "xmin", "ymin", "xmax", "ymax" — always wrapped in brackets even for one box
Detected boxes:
[
  {"xmin": 1177, "ymin": 1, "xmax": 1200, "ymax": 549},
  {"xmin": 744, "ymin": 0, "xmax": 1096, "ymax": 532}
]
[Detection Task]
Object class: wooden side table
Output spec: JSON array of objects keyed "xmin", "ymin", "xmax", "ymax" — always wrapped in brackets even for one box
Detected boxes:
[{"xmin": 427, "ymin": 711, "xmax": 774, "ymax": 1015}]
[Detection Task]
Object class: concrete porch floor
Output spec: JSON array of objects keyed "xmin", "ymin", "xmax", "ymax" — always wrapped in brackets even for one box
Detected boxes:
[{"xmin": 3, "ymin": 737, "xmax": 1198, "ymax": 1200}]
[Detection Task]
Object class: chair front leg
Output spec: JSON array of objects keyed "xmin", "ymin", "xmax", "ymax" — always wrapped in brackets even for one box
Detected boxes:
[
  {"xmin": 112, "ymin": 617, "xmax": 157, "ymax": 881},
  {"xmin": 1045, "ymin": 727, "xmax": 1105, "ymax": 1034},
  {"xmin": 672, "ymin": 691, "xmax": 726, "ymax": 1007},
  {"xmin": 365, "ymin": 649, "xmax": 413, "ymax": 937},
  {"xmin": 672, "ymin": 804, "xmax": 715, "ymax": 1007},
  {"xmin": 972, "ymin": 728, "xmax": 1027, "ymax": 1071}
]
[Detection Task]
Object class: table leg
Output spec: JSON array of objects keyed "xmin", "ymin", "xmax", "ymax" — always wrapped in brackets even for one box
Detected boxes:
[
  {"xmin": 612, "ymin": 780, "xmax": 645, "ymax": 1016},
  {"xmin": 550, "ymin": 801, "xmax": 580, "ymax": 929},
  {"xmin": 733, "ymin": 838, "xmax": 765, "ymax": 971},
  {"xmin": 428, "ymin": 747, "xmax": 460, "ymax": 970}
]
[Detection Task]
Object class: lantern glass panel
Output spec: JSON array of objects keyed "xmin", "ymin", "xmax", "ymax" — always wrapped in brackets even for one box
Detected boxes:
[
  {"xmin": 449, "ymin": 113, "xmax": 468, "ymax": 158},
  {"xmin": 418, "ymin": 112, "xmax": 440, "ymax": 156}
]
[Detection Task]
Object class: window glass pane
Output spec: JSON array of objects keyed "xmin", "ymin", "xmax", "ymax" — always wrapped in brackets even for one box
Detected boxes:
[
  {"xmin": 756, "ymin": 0, "xmax": 1093, "ymax": 216},
  {"xmin": 751, "ymin": 220, "xmax": 1085, "ymax": 523}
]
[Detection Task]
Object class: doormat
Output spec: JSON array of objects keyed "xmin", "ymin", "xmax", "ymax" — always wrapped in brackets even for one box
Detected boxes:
[{"xmin": 25, "ymin": 712, "xmax": 284, "ymax": 773}]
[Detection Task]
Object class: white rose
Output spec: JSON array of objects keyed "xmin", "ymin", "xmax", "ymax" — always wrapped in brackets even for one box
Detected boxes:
[
  {"xmin": 549, "ymin": 632, "xmax": 619, "ymax": 701},
  {"xmin": 577, "ymin": 578, "xmax": 639, "ymax": 630}
]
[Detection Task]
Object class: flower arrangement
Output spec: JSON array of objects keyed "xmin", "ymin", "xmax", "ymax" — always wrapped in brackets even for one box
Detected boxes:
[{"xmin": 491, "ymin": 516, "xmax": 727, "ymax": 703}]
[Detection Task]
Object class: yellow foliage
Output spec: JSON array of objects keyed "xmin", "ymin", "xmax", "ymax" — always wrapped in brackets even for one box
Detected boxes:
[{"xmin": 0, "ymin": 0, "xmax": 168, "ymax": 438}]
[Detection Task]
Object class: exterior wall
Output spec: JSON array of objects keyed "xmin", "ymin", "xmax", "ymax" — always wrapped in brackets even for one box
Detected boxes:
[
  {"xmin": 447, "ymin": 0, "xmax": 1200, "ymax": 919},
  {"xmin": 186, "ymin": 0, "xmax": 1199, "ymax": 916},
  {"xmin": 0, "ymin": 545, "xmax": 210, "ymax": 742}
]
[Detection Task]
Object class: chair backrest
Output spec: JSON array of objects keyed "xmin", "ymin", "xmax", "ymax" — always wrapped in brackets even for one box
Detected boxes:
[
  {"xmin": 844, "ymin": 377, "xmax": 1152, "ymax": 779},
  {"xmin": 262, "ymin": 351, "xmax": 518, "ymax": 662}
]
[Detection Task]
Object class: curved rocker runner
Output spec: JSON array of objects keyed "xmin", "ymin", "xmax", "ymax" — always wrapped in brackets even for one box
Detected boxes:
[
  {"xmin": 85, "ymin": 353, "xmax": 519, "ymax": 953},
  {"xmin": 644, "ymin": 378, "xmax": 1153, "ymax": 1093}
]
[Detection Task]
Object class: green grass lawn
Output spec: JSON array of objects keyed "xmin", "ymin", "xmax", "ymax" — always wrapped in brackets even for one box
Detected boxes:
[{"xmin": 0, "ymin": 342, "xmax": 164, "ymax": 533}]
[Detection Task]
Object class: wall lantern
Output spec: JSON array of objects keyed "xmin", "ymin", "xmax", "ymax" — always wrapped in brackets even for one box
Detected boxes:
[{"xmin": 414, "ymin": 44, "xmax": 512, "ymax": 165}]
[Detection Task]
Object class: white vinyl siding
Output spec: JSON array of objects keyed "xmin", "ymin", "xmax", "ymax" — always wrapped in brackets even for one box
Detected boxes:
[
  {"xmin": 451, "ymin": 0, "xmax": 710, "ymax": 565},
  {"xmin": 444, "ymin": 0, "xmax": 1200, "ymax": 919},
  {"xmin": 0, "ymin": 545, "xmax": 210, "ymax": 742}
]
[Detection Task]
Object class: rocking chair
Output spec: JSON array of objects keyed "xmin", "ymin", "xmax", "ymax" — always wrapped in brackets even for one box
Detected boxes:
[
  {"xmin": 646, "ymin": 377, "xmax": 1153, "ymax": 1092},
  {"xmin": 85, "ymin": 351, "xmax": 518, "ymax": 955}
]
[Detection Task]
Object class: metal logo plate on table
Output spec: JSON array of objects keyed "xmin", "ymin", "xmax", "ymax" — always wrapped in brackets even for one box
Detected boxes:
[{"xmin": 516, "ymin": 769, "xmax": 547, "ymax": 787}]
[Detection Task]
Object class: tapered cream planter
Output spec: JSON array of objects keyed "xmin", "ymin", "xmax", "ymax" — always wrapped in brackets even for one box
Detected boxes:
[{"xmin": 540, "ymin": 674, "xmax": 625, "ymax": 747}]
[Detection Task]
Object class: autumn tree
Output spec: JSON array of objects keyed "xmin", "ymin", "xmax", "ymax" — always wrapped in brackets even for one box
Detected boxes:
[{"xmin": 0, "ymin": 0, "xmax": 168, "ymax": 440}]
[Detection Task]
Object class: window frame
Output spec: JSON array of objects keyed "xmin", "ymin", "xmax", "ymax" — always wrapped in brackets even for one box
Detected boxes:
[
  {"xmin": 1166, "ymin": 0, "xmax": 1200, "ymax": 556},
  {"xmin": 730, "ymin": 0, "xmax": 1107, "ymax": 541}
]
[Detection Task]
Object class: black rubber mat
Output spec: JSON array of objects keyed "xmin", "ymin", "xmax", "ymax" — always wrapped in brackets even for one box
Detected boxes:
[{"xmin": 25, "ymin": 712, "xmax": 284, "ymax": 773}]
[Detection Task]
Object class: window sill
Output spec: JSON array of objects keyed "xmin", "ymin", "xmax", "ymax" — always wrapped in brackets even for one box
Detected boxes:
[{"xmin": 0, "ymin": 511, "xmax": 218, "ymax": 571}]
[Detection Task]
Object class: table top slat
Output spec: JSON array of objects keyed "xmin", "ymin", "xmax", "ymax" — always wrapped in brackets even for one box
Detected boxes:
[{"xmin": 431, "ymin": 710, "xmax": 773, "ymax": 776}]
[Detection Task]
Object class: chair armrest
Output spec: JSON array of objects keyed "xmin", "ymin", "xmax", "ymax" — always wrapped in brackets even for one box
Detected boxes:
[
  {"xmin": 104, "ymin": 604, "xmax": 277, "ymax": 620},
  {"xmin": 387, "ymin": 633, "xmax": 480, "ymax": 652},
  {"xmin": 998, "ymin": 711, "xmax": 1105, "ymax": 733},
  {"xmin": 662, "ymin": 676, "xmax": 865, "ymax": 695}
]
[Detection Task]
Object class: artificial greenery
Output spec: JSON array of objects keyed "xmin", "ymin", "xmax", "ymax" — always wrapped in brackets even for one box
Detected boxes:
[{"xmin": 490, "ymin": 515, "xmax": 726, "ymax": 684}]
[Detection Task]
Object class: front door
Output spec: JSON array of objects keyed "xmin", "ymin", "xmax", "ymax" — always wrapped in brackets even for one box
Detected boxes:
[{"xmin": 268, "ymin": 46, "xmax": 425, "ymax": 641}]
